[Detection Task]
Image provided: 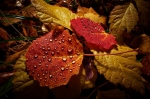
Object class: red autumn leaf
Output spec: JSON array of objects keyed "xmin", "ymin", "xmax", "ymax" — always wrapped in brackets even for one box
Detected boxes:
[
  {"xmin": 25, "ymin": 30, "xmax": 83, "ymax": 88},
  {"xmin": 71, "ymin": 18, "xmax": 117, "ymax": 51}
]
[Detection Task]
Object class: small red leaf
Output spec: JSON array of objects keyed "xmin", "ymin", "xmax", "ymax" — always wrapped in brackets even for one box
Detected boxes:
[
  {"xmin": 71, "ymin": 18, "xmax": 117, "ymax": 51},
  {"xmin": 25, "ymin": 30, "xmax": 83, "ymax": 88}
]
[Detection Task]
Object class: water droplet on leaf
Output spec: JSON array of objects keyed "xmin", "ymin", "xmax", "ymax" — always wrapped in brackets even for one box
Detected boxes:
[{"xmin": 62, "ymin": 57, "xmax": 67, "ymax": 62}]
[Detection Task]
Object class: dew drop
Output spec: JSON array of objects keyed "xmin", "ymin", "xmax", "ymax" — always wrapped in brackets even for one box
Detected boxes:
[
  {"xmin": 54, "ymin": 47, "xmax": 57, "ymax": 50},
  {"xmin": 49, "ymin": 74, "xmax": 52, "ymax": 78},
  {"xmin": 62, "ymin": 57, "xmax": 67, "ymax": 62},
  {"xmin": 46, "ymin": 42, "xmax": 49, "ymax": 45},
  {"xmin": 66, "ymin": 67, "xmax": 68, "ymax": 70},
  {"xmin": 41, "ymin": 68, "xmax": 44, "ymax": 71},
  {"xmin": 67, "ymin": 48, "xmax": 73, "ymax": 53},
  {"xmin": 70, "ymin": 69, "xmax": 72, "ymax": 72},
  {"xmin": 48, "ymin": 58, "xmax": 52, "ymax": 62},
  {"xmin": 42, "ymin": 47, "xmax": 45, "ymax": 50},
  {"xmin": 55, "ymin": 38, "xmax": 57, "ymax": 41},
  {"xmin": 34, "ymin": 54, "xmax": 38, "ymax": 58},
  {"xmin": 45, "ymin": 38, "xmax": 48, "ymax": 41},
  {"xmin": 62, "ymin": 35, "xmax": 65, "ymax": 37},
  {"xmin": 61, "ymin": 67, "xmax": 65, "ymax": 71},
  {"xmin": 45, "ymin": 76, "xmax": 47, "ymax": 79},
  {"xmin": 32, "ymin": 71, "xmax": 35, "ymax": 73},
  {"xmin": 39, "ymin": 60, "xmax": 42, "ymax": 63},
  {"xmin": 50, "ymin": 39, "xmax": 53, "ymax": 42},
  {"xmin": 31, "ymin": 47, "xmax": 34, "ymax": 50},
  {"xmin": 45, "ymin": 71, "xmax": 48, "ymax": 74},
  {"xmin": 39, "ymin": 63, "xmax": 41, "ymax": 66},
  {"xmin": 60, "ymin": 73, "xmax": 62, "ymax": 76},
  {"xmin": 69, "ymin": 55, "xmax": 73, "ymax": 59},
  {"xmin": 54, "ymin": 79, "xmax": 57, "ymax": 82},
  {"xmin": 68, "ymin": 37, "xmax": 72, "ymax": 42},
  {"xmin": 72, "ymin": 61, "xmax": 75, "ymax": 64},
  {"xmin": 48, "ymin": 47, "xmax": 51, "ymax": 51},
  {"xmin": 59, "ymin": 41, "xmax": 62, "ymax": 44},
  {"xmin": 51, "ymin": 51, "xmax": 55, "ymax": 55},
  {"xmin": 37, "ymin": 74, "xmax": 40, "ymax": 77},
  {"xmin": 42, "ymin": 73, "xmax": 45, "ymax": 76},
  {"xmin": 57, "ymin": 51, "xmax": 60, "ymax": 54},
  {"xmin": 61, "ymin": 39, "xmax": 65, "ymax": 43},
  {"xmin": 61, "ymin": 47, "xmax": 64, "ymax": 51},
  {"xmin": 45, "ymin": 64, "xmax": 49, "ymax": 67},
  {"xmin": 43, "ymin": 56, "xmax": 46, "ymax": 59},
  {"xmin": 44, "ymin": 79, "xmax": 47, "ymax": 82},
  {"xmin": 34, "ymin": 65, "xmax": 37, "ymax": 68},
  {"xmin": 63, "ymin": 77, "xmax": 66, "ymax": 79},
  {"xmin": 77, "ymin": 52, "xmax": 80, "ymax": 55},
  {"xmin": 45, "ymin": 51, "xmax": 48, "ymax": 54}
]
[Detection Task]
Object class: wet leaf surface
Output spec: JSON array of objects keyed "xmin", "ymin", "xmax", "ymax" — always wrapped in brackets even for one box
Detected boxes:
[{"xmin": 26, "ymin": 29, "xmax": 83, "ymax": 88}]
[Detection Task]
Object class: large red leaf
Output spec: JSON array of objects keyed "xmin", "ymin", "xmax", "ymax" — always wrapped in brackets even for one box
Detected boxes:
[
  {"xmin": 25, "ymin": 30, "xmax": 83, "ymax": 88},
  {"xmin": 71, "ymin": 18, "xmax": 117, "ymax": 51}
]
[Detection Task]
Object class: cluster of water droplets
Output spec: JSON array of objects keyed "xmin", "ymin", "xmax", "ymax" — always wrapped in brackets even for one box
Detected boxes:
[{"xmin": 26, "ymin": 30, "xmax": 83, "ymax": 88}]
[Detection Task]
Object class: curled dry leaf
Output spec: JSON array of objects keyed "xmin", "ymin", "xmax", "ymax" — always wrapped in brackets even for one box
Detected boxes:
[
  {"xmin": 77, "ymin": 6, "xmax": 106, "ymax": 25},
  {"xmin": 0, "ymin": 27, "xmax": 10, "ymax": 40},
  {"xmin": 91, "ymin": 45, "xmax": 145, "ymax": 94},
  {"xmin": 31, "ymin": 0, "xmax": 77, "ymax": 30},
  {"xmin": 25, "ymin": 29, "xmax": 83, "ymax": 88},
  {"xmin": 109, "ymin": 3, "xmax": 138, "ymax": 44},
  {"xmin": 12, "ymin": 50, "xmax": 34, "ymax": 92},
  {"xmin": 131, "ymin": 34, "xmax": 150, "ymax": 54},
  {"xmin": 71, "ymin": 18, "xmax": 117, "ymax": 51}
]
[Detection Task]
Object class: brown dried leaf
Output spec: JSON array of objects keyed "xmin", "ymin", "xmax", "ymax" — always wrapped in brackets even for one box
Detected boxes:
[
  {"xmin": 0, "ymin": 10, "xmax": 21, "ymax": 26},
  {"xmin": 5, "ymin": 50, "xmax": 26, "ymax": 63},
  {"xmin": 131, "ymin": 34, "xmax": 150, "ymax": 54},
  {"xmin": 0, "ymin": 27, "xmax": 10, "ymax": 40}
]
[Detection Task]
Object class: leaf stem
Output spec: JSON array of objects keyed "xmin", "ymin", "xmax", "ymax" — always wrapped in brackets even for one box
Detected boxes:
[{"xmin": 84, "ymin": 48, "xmax": 139, "ymax": 56}]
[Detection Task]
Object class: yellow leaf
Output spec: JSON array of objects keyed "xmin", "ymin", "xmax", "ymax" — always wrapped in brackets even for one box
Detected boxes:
[
  {"xmin": 31, "ymin": 0, "xmax": 77, "ymax": 30},
  {"xmin": 12, "ymin": 51, "xmax": 34, "ymax": 92},
  {"xmin": 77, "ymin": 6, "xmax": 106, "ymax": 25},
  {"xmin": 109, "ymin": 3, "xmax": 138, "ymax": 44},
  {"xmin": 91, "ymin": 45, "xmax": 145, "ymax": 94}
]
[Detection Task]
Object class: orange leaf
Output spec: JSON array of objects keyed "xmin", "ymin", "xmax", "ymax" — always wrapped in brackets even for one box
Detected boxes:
[
  {"xmin": 71, "ymin": 18, "xmax": 117, "ymax": 51},
  {"xmin": 25, "ymin": 30, "xmax": 83, "ymax": 88}
]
